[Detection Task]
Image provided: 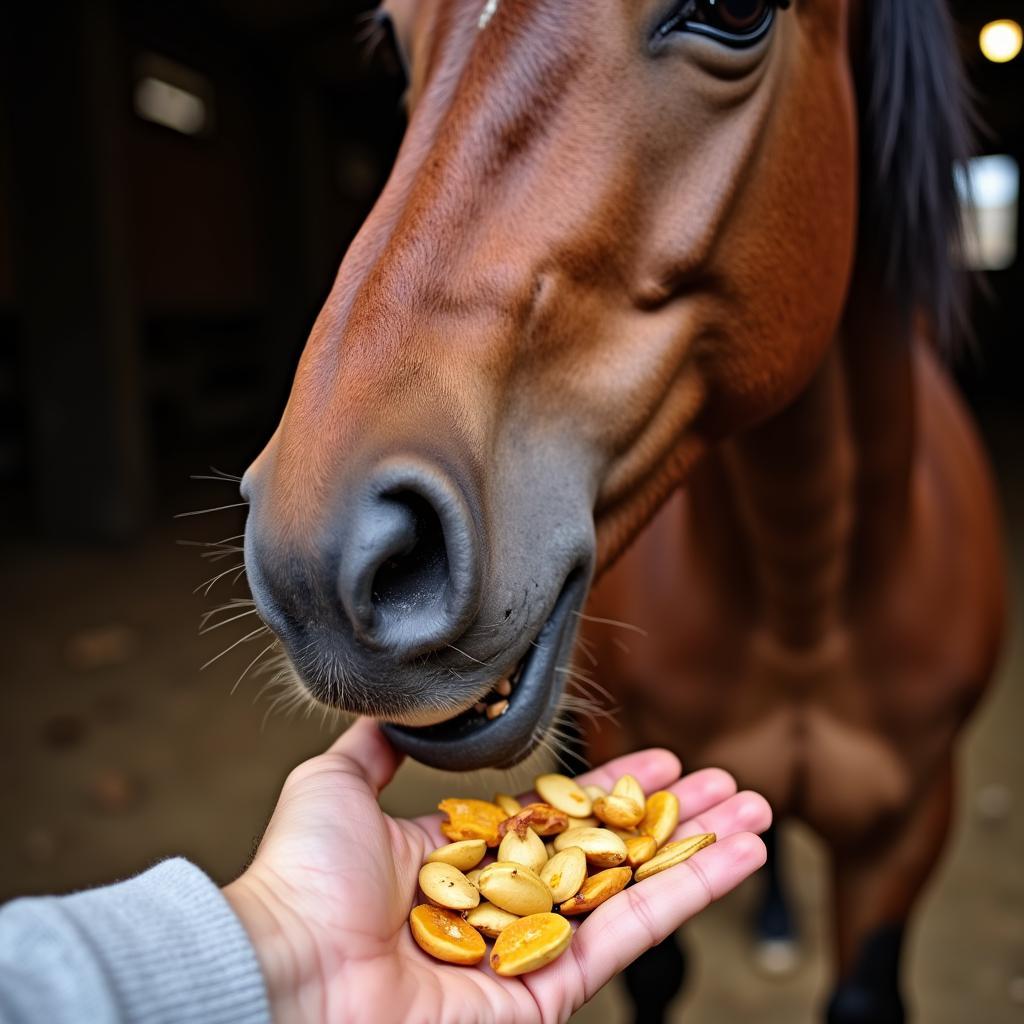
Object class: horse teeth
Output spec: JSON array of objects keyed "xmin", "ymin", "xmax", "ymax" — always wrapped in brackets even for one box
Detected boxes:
[
  {"xmin": 486, "ymin": 699, "xmax": 509, "ymax": 720},
  {"xmin": 495, "ymin": 679, "xmax": 512, "ymax": 697}
]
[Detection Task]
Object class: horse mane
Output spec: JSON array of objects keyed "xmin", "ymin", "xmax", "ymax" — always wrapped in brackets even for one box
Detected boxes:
[{"xmin": 856, "ymin": 0, "xmax": 975, "ymax": 348}]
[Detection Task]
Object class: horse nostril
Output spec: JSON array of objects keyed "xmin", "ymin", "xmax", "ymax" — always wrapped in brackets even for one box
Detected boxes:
[
  {"xmin": 337, "ymin": 467, "xmax": 480, "ymax": 657},
  {"xmin": 369, "ymin": 491, "xmax": 447, "ymax": 615}
]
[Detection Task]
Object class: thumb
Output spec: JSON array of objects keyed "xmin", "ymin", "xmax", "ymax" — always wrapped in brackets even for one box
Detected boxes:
[{"xmin": 326, "ymin": 716, "xmax": 406, "ymax": 795}]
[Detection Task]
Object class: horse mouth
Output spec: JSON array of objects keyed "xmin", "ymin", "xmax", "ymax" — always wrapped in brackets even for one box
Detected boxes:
[{"xmin": 381, "ymin": 572, "xmax": 587, "ymax": 771}]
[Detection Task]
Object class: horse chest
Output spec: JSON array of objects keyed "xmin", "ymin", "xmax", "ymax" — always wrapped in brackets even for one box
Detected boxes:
[{"xmin": 582, "ymin": 619, "xmax": 926, "ymax": 843}]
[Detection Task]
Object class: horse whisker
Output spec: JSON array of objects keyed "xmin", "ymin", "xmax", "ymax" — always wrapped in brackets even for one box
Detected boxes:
[
  {"xmin": 175, "ymin": 501, "xmax": 249, "ymax": 519},
  {"xmin": 571, "ymin": 610, "xmax": 648, "ymax": 637},
  {"xmin": 201, "ymin": 624, "xmax": 270, "ymax": 670},
  {"xmin": 194, "ymin": 563, "xmax": 246, "ymax": 596},
  {"xmin": 200, "ymin": 606, "xmax": 259, "ymax": 635},
  {"xmin": 232, "ymin": 640, "xmax": 280, "ymax": 695}
]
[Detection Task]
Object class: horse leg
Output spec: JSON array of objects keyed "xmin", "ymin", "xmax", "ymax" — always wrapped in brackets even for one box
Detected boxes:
[
  {"xmin": 622, "ymin": 931, "xmax": 688, "ymax": 1024},
  {"xmin": 825, "ymin": 760, "xmax": 954, "ymax": 1024},
  {"xmin": 752, "ymin": 822, "xmax": 800, "ymax": 975}
]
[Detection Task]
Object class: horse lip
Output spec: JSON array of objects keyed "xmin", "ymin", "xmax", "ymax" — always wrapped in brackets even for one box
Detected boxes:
[{"xmin": 380, "ymin": 573, "xmax": 587, "ymax": 770}]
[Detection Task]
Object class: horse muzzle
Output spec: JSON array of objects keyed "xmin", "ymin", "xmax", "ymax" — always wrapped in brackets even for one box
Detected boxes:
[{"xmin": 241, "ymin": 453, "xmax": 593, "ymax": 770}]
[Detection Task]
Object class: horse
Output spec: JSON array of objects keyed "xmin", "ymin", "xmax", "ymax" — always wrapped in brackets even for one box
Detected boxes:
[{"xmin": 239, "ymin": 0, "xmax": 1006, "ymax": 1019}]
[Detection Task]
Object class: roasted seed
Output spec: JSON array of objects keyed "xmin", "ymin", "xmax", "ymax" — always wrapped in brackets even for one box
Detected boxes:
[
  {"xmin": 493, "ymin": 792, "xmax": 522, "ymax": 817},
  {"xmin": 593, "ymin": 794, "xmax": 645, "ymax": 830},
  {"xmin": 438, "ymin": 798, "xmax": 508, "ymax": 847},
  {"xmin": 499, "ymin": 803, "xmax": 569, "ymax": 839},
  {"xmin": 487, "ymin": 700, "xmax": 509, "ymax": 719},
  {"xmin": 418, "ymin": 862, "xmax": 481, "ymax": 911},
  {"xmin": 495, "ymin": 678, "xmax": 513, "ymax": 697},
  {"xmin": 535, "ymin": 773, "xmax": 593, "ymax": 817},
  {"xmin": 540, "ymin": 846, "xmax": 587, "ymax": 903},
  {"xmin": 559, "ymin": 867, "xmax": 632, "ymax": 916},
  {"xmin": 426, "ymin": 839, "xmax": 487, "ymax": 872},
  {"xmin": 409, "ymin": 904, "xmax": 486, "ymax": 965},
  {"xmin": 552, "ymin": 826, "xmax": 627, "ymax": 867},
  {"xmin": 490, "ymin": 913, "xmax": 572, "ymax": 976},
  {"xmin": 466, "ymin": 901, "xmax": 520, "ymax": 938},
  {"xmin": 478, "ymin": 861, "xmax": 553, "ymax": 916},
  {"xmin": 624, "ymin": 835, "xmax": 658, "ymax": 869},
  {"xmin": 612, "ymin": 774, "xmax": 646, "ymax": 808},
  {"xmin": 634, "ymin": 833, "xmax": 716, "ymax": 882},
  {"xmin": 498, "ymin": 826, "xmax": 549, "ymax": 874},
  {"xmin": 640, "ymin": 791, "xmax": 680, "ymax": 848}
]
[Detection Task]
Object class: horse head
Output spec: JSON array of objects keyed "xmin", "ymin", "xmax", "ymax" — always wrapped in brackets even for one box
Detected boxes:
[{"xmin": 241, "ymin": 0, "xmax": 969, "ymax": 769}]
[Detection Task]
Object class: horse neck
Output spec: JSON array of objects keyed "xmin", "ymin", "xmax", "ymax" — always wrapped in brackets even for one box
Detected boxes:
[{"xmin": 700, "ymin": 283, "xmax": 916, "ymax": 655}]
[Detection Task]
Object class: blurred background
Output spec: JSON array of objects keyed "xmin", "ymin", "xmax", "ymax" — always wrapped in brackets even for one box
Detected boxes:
[{"xmin": 0, "ymin": 1, "xmax": 1021, "ymax": 1021}]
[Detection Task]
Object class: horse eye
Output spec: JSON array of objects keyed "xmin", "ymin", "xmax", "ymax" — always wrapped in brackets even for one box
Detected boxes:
[
  {"xmin": 716, "ymin": 0, "xmax": 769, "ymax": 32},
  {"xmin": 657, "ymin": 0, "xmax": 784, "ymax": 47}
]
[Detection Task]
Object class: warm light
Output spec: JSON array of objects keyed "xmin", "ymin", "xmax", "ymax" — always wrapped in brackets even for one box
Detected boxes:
[
  {"xmin": 132, "ymin": 54, "xmax": 214, "ymax": 137},
  {"xmin": 979, "ymin": 19, "xmax": 1022, "ymax": 64},
  {"xmin": 134, "ymin": 77, "xmax": 207, "ymax": 135}
]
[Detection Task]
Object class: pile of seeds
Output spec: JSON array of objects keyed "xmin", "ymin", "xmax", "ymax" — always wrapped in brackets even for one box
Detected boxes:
[{"xmin": 409, "ymin": 770, "xmax": 715, "ymax": 977}]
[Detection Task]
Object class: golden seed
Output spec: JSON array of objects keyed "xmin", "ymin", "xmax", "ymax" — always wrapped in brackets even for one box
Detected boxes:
[
  {"xmin": 540, "ymin": 846, "xmax": 587, "ymax": 903},
  {"xmin": 495, "ymin": 678, "xmax": 512, "ymax": 697},
  {"xmin": 426, "ymin": 839, "xmax": 487, "ymax": 872},
  {"xmin": 466, "ymin": 901, "xmax": 520, "ymax": 938},
  {"xmin": 438, "ymin": 798, "xmax": 508, "ymax": 847},
  {"xmin": 493, "ymin": 792, "xmax": 522, "ymax": 817},
  {"xmin": 487, "ymin": 700, "xmax": 509, "ymax": 719},
  {"xmin": 607, "ymin": 826, "xmax": 639, "ymax": 841},
  {"xmin": 640, "ymin": 791, "xmax": 680, "ymax": 848},
  {"xmin": 478, "ymin": 861, "xmax": 553, "ymax": 916},
  {"xmin": 593, "ymin": 794, "xmax": 645, "ymax": 830},
  {"xmin": 499, "ymin": 803, "xmax": 569, "ymax": 838},
  {"xmin": 498, "ymin": 826, "xmax": 549, "ymax": 874},
  {"xmin": 490, "ymin": 913, "xmax": 572, "ymax": 976},
  {"xmin": 634, "ymin": 833, "xmax": 716, "ymax": 882},
  {"xmin": 612, "ymin": 774, "xmax": 646, "ymax": 808},
  {"xmin": 559, "ymin": 867, "xmax": 632, "ymax": 916},
  {"xmin": 553, "ymin": 826, "xmax": 627, "ymax": 867},
  {"xmin": 409, "ymin": 904, "xmax": 486, "ymax": 965},
  {"xmin": 582, "ymin": 784, "xmax": 607, "ymax": 803},
  {"xmin": 535, "ymin": 773, "xmax": 593, "ymax": 817},
  {"xmin": 418, "ymin": 862, "xmax": 480, "ymax": 911},
  {"xmin": 624, "ymin": 835, "xmax": 658, "ymax": 869}
]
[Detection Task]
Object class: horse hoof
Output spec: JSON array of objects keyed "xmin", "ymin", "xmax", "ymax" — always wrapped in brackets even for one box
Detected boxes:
[{"xmin": 753, "ymin": 937, "xmax": 801, "ymax": 977}]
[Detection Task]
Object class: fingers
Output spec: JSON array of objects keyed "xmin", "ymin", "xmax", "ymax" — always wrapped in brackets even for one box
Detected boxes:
[
  {"xmin": 665, "ymin": 767, "xmax": 738, "ymax": 826},
  {"xmin": 670, "ymin": 787, "xmax": 773, "ymax": 842},
  {"xmin": 324, "ymin": 716, "xmax": 406, "ymax": 795},
  {"xmin": 526, "ymin": 832, "xmax": 767, "ymax": 1009}
]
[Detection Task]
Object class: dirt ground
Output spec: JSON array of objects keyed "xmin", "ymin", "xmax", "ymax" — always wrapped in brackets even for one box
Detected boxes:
[{"xmin": 0, "ymin": 407, "xmax": 1021, "ymax": 1022}]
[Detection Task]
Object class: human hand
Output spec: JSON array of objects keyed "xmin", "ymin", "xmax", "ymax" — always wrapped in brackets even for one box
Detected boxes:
[{"xmin": 224, "ymin": 719, "xmax": 771, "ymax": 1023}]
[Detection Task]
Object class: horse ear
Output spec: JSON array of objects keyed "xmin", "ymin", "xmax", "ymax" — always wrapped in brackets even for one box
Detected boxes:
[{"xmin": 855, "ymin": 0, "xmax": 976, "ymax": 348}]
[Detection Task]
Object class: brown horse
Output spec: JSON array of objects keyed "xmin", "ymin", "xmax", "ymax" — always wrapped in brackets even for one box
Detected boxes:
[{"xmin": 240, "ymin": 0, "xmax": 1006, "ymax": 1019}]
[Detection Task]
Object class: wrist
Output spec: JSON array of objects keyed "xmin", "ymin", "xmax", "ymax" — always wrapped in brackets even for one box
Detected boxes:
[{"xmin": 223, "ymin": 868, "xmax": 324, "ymax": 1023}]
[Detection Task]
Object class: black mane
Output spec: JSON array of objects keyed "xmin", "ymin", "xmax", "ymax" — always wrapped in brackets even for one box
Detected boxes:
[{"xmin": 857, "ymin": 0, "xmax": 975, "ymax": 347}]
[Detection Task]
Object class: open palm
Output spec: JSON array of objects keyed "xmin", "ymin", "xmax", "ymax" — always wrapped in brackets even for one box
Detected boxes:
[{"xmin": 225, "ymin": 718, "xmax": 771, "ymax": 1023}]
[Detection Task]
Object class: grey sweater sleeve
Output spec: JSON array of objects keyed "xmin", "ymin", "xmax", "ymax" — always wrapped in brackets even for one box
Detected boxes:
[{"xmin": 0, "ymin": 858, "xmax": 271, "ymax": 1024}]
